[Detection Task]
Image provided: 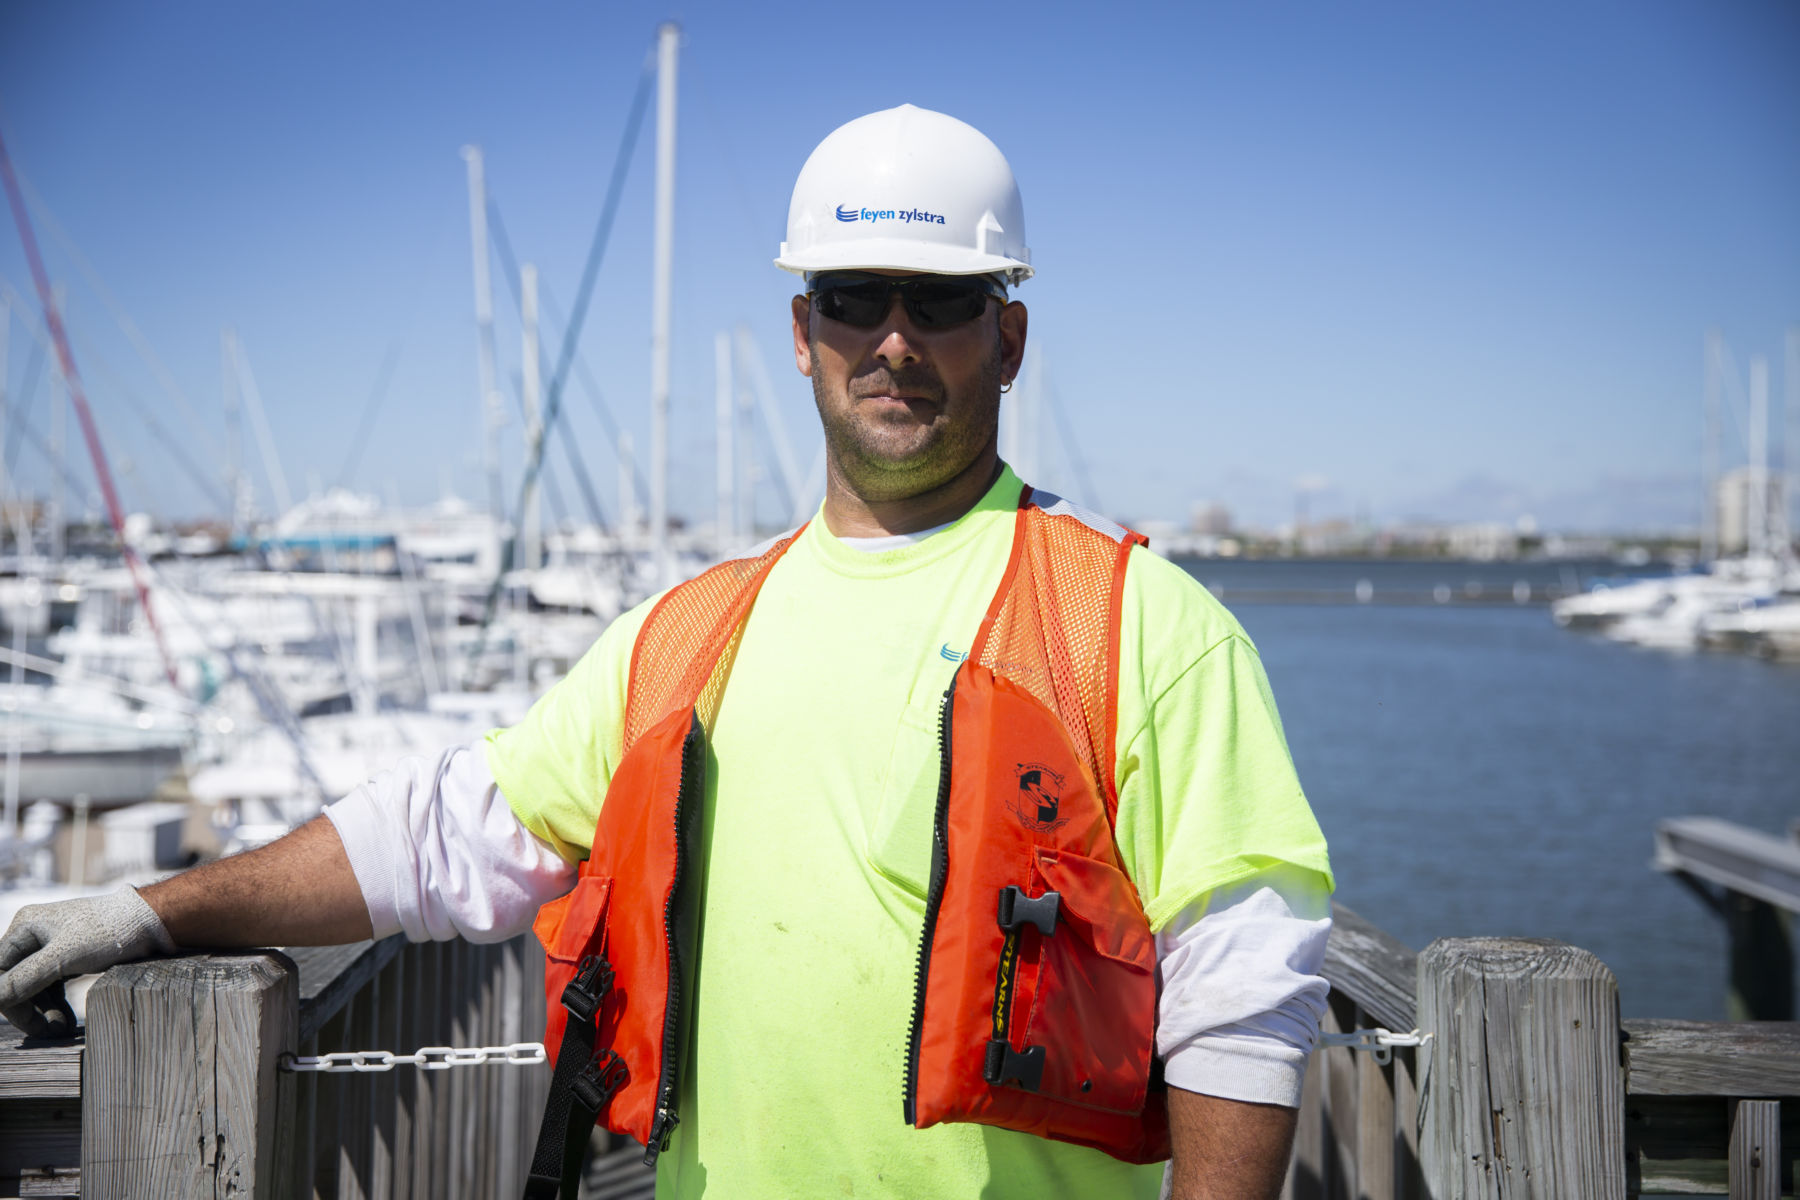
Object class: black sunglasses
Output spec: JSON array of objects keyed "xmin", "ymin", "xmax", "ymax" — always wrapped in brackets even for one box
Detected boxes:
[{"xmin": 808, "ymin": 272, "xmax": 1006, "ymax": 330}]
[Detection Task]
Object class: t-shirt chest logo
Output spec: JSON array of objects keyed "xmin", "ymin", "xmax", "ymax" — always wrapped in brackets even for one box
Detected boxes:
[{"xmin": 1010, "ymin": 762, "xmax": 1069, "ymax": 833}]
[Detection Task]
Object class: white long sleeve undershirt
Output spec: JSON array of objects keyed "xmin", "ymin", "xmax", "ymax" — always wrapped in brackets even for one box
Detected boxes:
[{"xmin": 324, "ymin": 743, "xmax": 1331, "ymax": 1107}]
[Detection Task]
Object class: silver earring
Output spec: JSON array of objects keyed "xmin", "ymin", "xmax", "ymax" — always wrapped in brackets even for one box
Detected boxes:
[{"xmin": 1001, "ymin": 381, "xmax": 1013, "ymax": 394}]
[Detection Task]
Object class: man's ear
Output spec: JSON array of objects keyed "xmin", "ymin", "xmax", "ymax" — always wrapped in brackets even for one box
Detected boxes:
[
  {"xmin": 791, "ymin": 295, "xmax": 814, "ymax": 377},
  {"xmin": 998, "ymin": 301, "xmax": 1028, "ymax": 387}
]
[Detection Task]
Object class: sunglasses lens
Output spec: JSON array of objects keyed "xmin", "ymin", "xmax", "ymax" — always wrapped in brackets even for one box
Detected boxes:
[
  {"xmin": 905, "ymin": 284, "xmax": 991, "ymax": 329},
  {"xmin": 814, "ymin": 283, "xmax": 891, "ymax": 327},
  {"xmin": 812, "ymin": 276, "xmax": 997, "ymax": 329}
]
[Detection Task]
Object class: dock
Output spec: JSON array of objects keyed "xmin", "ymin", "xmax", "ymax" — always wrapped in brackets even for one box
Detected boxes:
[{"xmin": 2, "ymin": 868, "xmax": 1796, "ymax": 1196}]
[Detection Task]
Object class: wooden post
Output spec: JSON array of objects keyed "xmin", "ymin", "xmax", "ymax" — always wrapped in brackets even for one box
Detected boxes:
[
  {"xmin": 1416, "ymin": 938, "xmax": 1625, "ymax": 1199},
  {"xmin": 83, "ymin": 953, "xmax": 297, "ymax": 1198},
  {"xmin": 1728, "ymin": 1099, "xmax": 1779, "ymax": 1200}
]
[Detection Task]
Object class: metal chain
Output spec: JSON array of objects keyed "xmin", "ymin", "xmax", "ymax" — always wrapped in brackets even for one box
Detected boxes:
[
  {"xmin": 1318, "ymin": 1027, "xmax": 1430, "ymax": 1066},
  {"xmin": 281, "ymin": 1042, "xmax": 547, "ymax": 1073}
]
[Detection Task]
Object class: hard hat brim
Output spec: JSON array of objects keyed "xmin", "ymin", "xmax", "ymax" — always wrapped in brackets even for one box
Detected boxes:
[{"xmin": 775, "ymin": 238, "xmax": 1032, "ymax": 284}]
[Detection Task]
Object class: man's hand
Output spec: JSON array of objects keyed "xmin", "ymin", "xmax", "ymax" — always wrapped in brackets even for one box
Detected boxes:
[
  {"xmin": 1166, "ymin": 1087, "xmax": 1298, "ymax": 1200},
  {"xmin": 0, "ymin": 888, "xmax": 176, "ymax": 1037},
  {"xmin": 0, "ymin": 814, "xmax": 373, "ymax": 1037}
]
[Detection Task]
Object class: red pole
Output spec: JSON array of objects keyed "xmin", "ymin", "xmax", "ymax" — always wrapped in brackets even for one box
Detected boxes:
[{"xmin": 0, "ymin": 130, "xmax": 183, "ymax": 692}]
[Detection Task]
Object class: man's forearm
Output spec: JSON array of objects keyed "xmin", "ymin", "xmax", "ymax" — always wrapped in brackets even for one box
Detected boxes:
[
  {"xmin": 141, "ymin": 814, "xmax": 373, "ymax": 947},
  {"xmin": 1166, "ymin": 1086, "xmax": 1297, "ymax": 1200}
]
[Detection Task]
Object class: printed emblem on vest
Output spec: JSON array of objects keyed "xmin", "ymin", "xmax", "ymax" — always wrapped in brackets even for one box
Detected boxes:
[{"xmin": 1011, "ymin": 763, "xmax": 1069, "ymax": 833}]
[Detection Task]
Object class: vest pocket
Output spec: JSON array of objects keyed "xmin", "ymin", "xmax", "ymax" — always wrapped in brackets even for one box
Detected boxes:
[
  {"xmin": 535, "ymin": 871, "xmax": 615, "ymax": 964},
  {"xmin": 1010, "ymin": 848, "xmax": 1156, "ymax": 1115},
  {"xmin": 864, "ymin": 690, "xmax": 946, "ymax": 897}
]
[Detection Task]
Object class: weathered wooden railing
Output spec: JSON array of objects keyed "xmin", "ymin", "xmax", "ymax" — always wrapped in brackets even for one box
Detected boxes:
[
  {"xmin": 5, "ymin": 902, "xmax": 1798, "ymax": 1198},
  {"xmin": 0, "ymin": 933, "xmax": 553, "ymax": 1198},
  {"xmin": 1295, "ymin": 902, "xmax": 1800, "ymax": 1199}
]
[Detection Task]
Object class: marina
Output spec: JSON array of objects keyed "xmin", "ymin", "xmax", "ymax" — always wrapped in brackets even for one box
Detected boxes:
[{"xmin": 0, "ymin": 6, "xmax": 1795, "ymax": 1198}]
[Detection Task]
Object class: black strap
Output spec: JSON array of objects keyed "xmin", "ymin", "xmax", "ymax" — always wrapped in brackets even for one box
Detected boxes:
[{"xmin": 523, "ymin": 956, "xmax": 625, "ymax": 1200}]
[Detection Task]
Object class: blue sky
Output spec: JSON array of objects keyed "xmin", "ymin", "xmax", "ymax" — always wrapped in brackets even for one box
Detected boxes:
[{"xmin": 0, "ymin": 1, "xmax": 1795, "ymax": 534}]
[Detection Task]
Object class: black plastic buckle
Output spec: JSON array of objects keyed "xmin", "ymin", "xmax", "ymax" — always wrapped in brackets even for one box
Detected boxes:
[
  {"xmin": 996, "ymin": 886, "xmax": 1060, "ymax": 936},
  {"xmin": 983, "ymin": 1039, "xmax": 1046, "ymax": 1092},
  {"xmin": 561, "ymin": 955, "xmax": 614, "ymax": 1025},
  {"xmin": 571, "ymin": 1048, "xmax": 629, "ymax": 1114}
]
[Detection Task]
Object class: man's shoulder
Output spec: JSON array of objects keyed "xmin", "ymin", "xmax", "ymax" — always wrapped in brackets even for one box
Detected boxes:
[{"xmin": 1120, "ymin": 544, "xmax": 1251, "ymax": 661}]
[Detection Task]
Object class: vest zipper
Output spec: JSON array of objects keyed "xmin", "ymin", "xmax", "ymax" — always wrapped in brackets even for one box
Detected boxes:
[
  {"xmin": 902, "ymin": 669, "xmax": 959, "ymax": 1126},
  {"xmin": 644, "ymin": 713, "xmax": 706, "ymax": 1167}
]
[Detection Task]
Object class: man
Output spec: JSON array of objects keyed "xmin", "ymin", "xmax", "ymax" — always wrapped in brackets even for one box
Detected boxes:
[{"xmin": 0, "ymin": 105, "xmax": 1332, "ymax": 1199}]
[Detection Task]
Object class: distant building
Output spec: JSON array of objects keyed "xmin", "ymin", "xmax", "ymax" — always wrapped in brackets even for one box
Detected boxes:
[
  {"xmin": 1714, "ymin": 467, "xmax": 1788, "ymax": 556},
  {"xmin": 1444, "ymin": 522, "xmax": 1519, "ymax": 561},
  {"xmin": 1189, "ymin": 502, "xmax": 1233, "ymax": 536}
]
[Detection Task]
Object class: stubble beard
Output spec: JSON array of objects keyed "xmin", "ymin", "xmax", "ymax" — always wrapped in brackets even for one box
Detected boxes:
[{"xmin": 810, "ymin": 340, "xmax": 1003, "ymax": 505}]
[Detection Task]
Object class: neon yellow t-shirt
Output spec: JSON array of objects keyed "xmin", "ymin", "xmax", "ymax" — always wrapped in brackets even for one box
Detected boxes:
[{"xmin": 486, "ymin": 466, "xmax": 1331, "ymax": 1198}]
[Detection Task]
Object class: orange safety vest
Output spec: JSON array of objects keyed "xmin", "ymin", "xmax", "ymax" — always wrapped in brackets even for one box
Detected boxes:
[{"xmin": 529, "ymin": 486, "xmax": 1170, "ymax": 1177}]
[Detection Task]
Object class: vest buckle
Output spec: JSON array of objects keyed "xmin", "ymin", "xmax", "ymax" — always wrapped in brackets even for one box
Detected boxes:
[
  {"xmin": 572, "ymin": 1048, "xmax": 629, "ymax": 1114},
  {"xmin": 561, "ymin": 954, "xmax": 614, "ymax": 1025},
  {"xmin": 996, "ymin": 886, "xmax": 1060, "ymax": 936},
  {"xmin": 983, "ymin": 1039, "xmax": 1046, "ymax": 1092}
]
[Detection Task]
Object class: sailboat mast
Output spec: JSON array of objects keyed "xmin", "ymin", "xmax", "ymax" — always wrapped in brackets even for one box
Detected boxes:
[
  {"xmin": 650, "ymin": 21, "xmax": 679, "ymax": 586},
  {"xmin": 1703, "ymin": 331, "xmax": 1721, "ymax": 564},
  {"xmin": 1750, "ymin": 355, "xmax": 1768, "ymax": 561},
  {"xmin": 521, "ymin": 263, "xmax": 543, "ymax": 570},
  {"xmin": 715, "ymin": 330, "xmax": 734, "ymax": 553},
  {"xmin": 462, "ymin": 145, "xmax": 504, "ymax": 523}
]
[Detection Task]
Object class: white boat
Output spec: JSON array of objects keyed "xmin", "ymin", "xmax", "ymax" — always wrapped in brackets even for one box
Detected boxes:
[{"xmin": 1701, "ymin": 594, "xmax": 1800, "ymax": 659}]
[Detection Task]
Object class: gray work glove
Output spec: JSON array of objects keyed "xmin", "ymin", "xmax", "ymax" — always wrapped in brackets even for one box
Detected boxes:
[{"xmin": 0, "ymin": 888, "xmax": 177, "ymax": 1038}]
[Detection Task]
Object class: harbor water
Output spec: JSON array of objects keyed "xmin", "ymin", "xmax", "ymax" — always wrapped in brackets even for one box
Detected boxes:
[{"xmin": 1184, "ymin": 557, "xmax": 1800, "ymax": 1020}]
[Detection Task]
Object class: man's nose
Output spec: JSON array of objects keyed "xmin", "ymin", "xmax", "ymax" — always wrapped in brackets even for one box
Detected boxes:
[{"xmin": 872, "ymin": 296, "xmax": 922, "ymax": 369}]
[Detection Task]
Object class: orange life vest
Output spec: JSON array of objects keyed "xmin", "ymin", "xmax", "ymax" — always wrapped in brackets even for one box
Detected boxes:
[{"xmin": 529, "ymin": 485, "xmax": 1169, "ymax": 1177}]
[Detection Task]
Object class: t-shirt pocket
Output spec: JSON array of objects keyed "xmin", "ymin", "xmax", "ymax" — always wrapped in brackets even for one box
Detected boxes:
[{"xmin": 864, "ymin": 687, "xmax": 947, "ymax": 897}]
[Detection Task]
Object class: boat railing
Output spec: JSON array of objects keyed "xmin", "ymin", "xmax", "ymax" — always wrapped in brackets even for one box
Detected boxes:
[{"xmin": 2, "ymin": 902, "xmax": 1795, "ymax": 1198}]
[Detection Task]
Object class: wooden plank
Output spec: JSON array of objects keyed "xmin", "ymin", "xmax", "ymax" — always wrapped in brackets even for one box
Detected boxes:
[
  {"xmin": 0, "ymin": 1024, "xmax": 82, "ymax": 1100},
  {"xmin": 1627, "ymin": 1094, "xmax": 1800, "ymax": 1194},
  {"xmin": 288, "ymin": 937, "xmax": 407, "ymax": 1044},
  {"xmin": 14, "ymin": 1167, "xmax": 81, "ymax": 1197},
  {"xmin": 1289, "ymin": 1020, "xmax": 1326, "ymax": 1200},
  {"xmin": 336, "ymin": 961, "xmax": 374, "ymax": 1200},
  {"xmin": 0, "ymin": 1097, "xmax": 80, "ymax": 1180},
  {"xmin": 1353, "ymin": 1004, "xmax": 1395, "ymax": 1200},
  {"xmin": 278, "ymin": 1032, "xmax": 319, "ymax": 1200},
  {"xmin": 370, "ymin": 954, "xmax": 400, "ymax": 1200},
  {"xmin": 1625, "ymin": 1020, "xmax": 1800, "ymax": 1097},
  {"xmin": 477, "ymin": 941, "xmax": 497, "ymax": 1196},
  {"xmin": 1728, "ymin": 1099, "xmax": 1780, "ymax": 1200},
  {"xmin": 391, "ymin": 947, "xmax": 416, "ymax": 1198},
  {"xmin": 1656, "ymin": 817, "xmax": 1800, "ymax": 912},
  {"xmin": 445, "ymin": 939, "xmax": 468, "ymax": 1200},
  {"xmin": 1322, "ymin": 904, "xmax": 1417, "ymax": 1036},
  {"xmin": 1392, "ymin": 1046, "xmax": 1421, "ymax": 1200},
  {"xmin": 1417, "ymin": 938, "xmax": 1625, "ymax": 1199},
  {"xmin": 521, "ymin": 938, "xmax": 548, "ymax": 1170},
  {"xmin": 1323, "ymin": 992, "xmax": 1357, "ymax": 1200},
  {"xmin": 496, "ymin": 935, "xmax": 524, "ymax": 1191},
  {"xmin": 312, "ymin": 1009, "xmax": 346, "ymax": 1200},
  {"xmin": 82, "ymin": 953, "xmax": 297, "ymax": 1198},
  {"xmin": 425, "ymin": 941, "xmax": 451, "ymax": 1200}
]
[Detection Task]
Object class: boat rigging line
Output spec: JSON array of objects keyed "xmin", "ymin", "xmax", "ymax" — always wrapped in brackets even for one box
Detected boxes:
[
  {"xmin": 482, "ymin": 198, "xmax": 610, "ymax": 531},
  {"xmin": 489, "ymin": 196, "xmax": 649, "ymax": 514},
  {"xmin": 0, "ymin": 276, "xmax": 233, "ymax": 513},
  {"xmin": 9, "ymin": 162, "xmax": 227, "ymax": 467},
  {"xmin": 465, "ymin": 39, "xmax": 657, "ymax": 673},
  {"xmin": 0, "ymin": 126, "xmax": 182, "ymax": 690},
  {"xmin": 333, "ymin": 336, "xmax": 406, "ymax": 490}
]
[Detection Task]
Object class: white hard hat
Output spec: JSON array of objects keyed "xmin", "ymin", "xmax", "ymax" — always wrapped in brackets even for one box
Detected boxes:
[{"xmin": 775, "ymin": 105, "xmax": 1033, "ymax": 286}]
